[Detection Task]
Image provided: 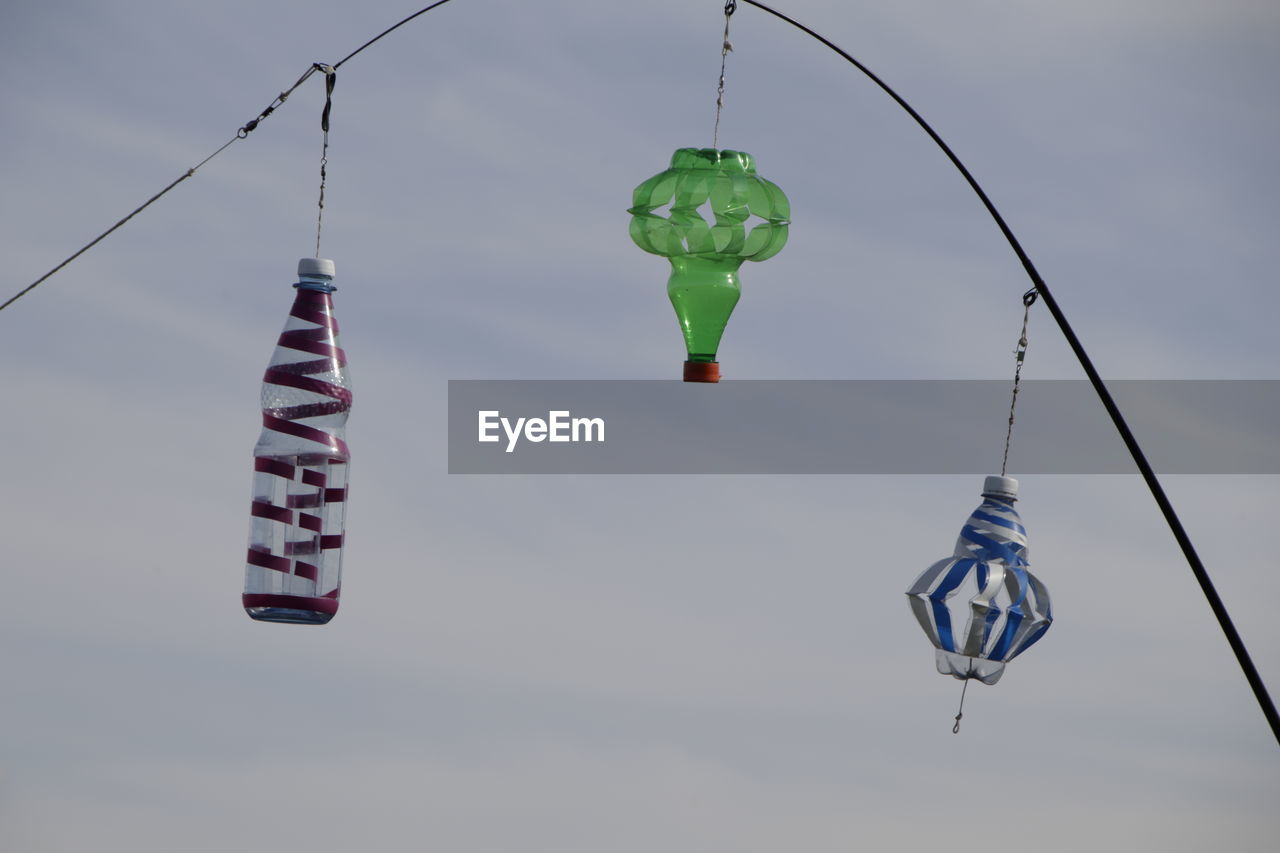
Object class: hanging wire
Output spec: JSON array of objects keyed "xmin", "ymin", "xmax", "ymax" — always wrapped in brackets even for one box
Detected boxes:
[
  {"xmin": 952, "ymin": 674, "xmax": 971, "ymax": 734},
  {"xmin": 1000, "ymin": 288, "xmax": 1039, "ymax": 476},
  {"xmin": 314, "ymin": 64, "xmax": 337, "ymax": 258},
  {"xmin": 712, "ymin": 1, "xmax": 737, "ymax": 149},
  {"xmin": 963, "ymin": 289, "xmax": 1036, "ymax": 732},
  {"xmin": 1, "ymin": 0, "xmax": 472, "ymax": 312},
  {"xmin": 0, "ymin": 63, "xmax": 323, "ymax": 313}
]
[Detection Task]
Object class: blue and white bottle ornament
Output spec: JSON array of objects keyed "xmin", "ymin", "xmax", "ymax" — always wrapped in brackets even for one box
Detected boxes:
[{"xmin": 906, "ymin": 475, "xmax": 1052, "ymax": 687}]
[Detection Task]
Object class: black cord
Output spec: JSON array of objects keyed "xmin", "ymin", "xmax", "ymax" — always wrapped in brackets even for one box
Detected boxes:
[
  {"xmin": 314, "ymin": 64, "xmax": 337, "ymax": 257},
  {"xmin": 737, "ymin": 0, "xmax": 1279, "ymax": 746},
  {"xmin": 953, "ymin": 676, "xmax": 970, "ymax": 734},
  {"xmin": 333, "ymin": 0, "xmax": 459, "ymax": 69}
]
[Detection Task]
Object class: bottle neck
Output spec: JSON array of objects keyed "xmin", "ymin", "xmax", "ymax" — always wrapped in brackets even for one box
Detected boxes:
[
  {"xmin": 295, "ymin": 275, "xmax": 336, "ymax": 293},
  {"xmin": 669, "ymin": 255, "xmax": 745, "ymax": 276}
]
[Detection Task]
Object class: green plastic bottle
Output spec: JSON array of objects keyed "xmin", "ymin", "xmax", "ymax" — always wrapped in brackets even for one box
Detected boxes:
[{"xmin": 629, "ymin": 148, "xmax": 789, "ymax": 382}]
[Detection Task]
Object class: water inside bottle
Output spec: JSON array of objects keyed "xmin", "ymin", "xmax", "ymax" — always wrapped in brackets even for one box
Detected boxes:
[{"xmin": 244, "ymin": 453, "xmax": 348, "ymax": 625}]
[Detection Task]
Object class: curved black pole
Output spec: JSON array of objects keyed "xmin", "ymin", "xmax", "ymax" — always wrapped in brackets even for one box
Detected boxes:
[{"xmin": 738, "ymin": 0, "xmax": 1279, "ymax": 745}]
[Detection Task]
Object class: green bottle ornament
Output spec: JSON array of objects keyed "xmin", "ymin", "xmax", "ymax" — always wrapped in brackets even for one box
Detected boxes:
[{"xmin": 629, "ymin": 148, "xmax": 790, "ymax": 382}]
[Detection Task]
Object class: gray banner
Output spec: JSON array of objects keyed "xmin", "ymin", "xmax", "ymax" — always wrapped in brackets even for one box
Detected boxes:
[{"xmin": 446, "ymin": 380, "xmax": 1279, "ymax": 474}]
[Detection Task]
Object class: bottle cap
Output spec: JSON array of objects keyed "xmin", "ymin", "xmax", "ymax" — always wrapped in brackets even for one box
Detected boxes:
[
  {"xmin": 683, "ymin": 360, "xmax": 721, "ymax": 383},
  {"xmin": 982, "ymin": 475, "xmax": 1019, "ymax": 501},
  {"xmin": 298, "ymin": 257, "xmax": 336, "ymax": 279}
]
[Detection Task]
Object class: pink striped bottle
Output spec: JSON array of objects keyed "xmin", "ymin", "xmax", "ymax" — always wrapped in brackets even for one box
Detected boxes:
[{"xmin": 243, "ymin": 258, "xmax": 351, "ymax": 624}]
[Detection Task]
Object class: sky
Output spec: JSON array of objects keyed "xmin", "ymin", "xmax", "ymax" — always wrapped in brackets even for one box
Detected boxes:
[{"xmin": 2, "ymin": 0, "xmax": 1278, "ymax": 849}]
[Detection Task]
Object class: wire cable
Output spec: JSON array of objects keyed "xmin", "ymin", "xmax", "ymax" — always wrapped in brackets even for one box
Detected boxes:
[
  {"xmin": 1000, "ymin": 289, "xmax": 1038, "ymax": 477},
  {"xmin": 314, "ymin": 64, "xmax": 337, "ymax": 258},
  {"xmin": 1, "ymin": 167, "xmax": 198, "ymax": 312},
  {"xmin": 713, "ymin": 1, "xmax": 737, "ymax": 149},
  {"xmin": 1, "ymin": 63, "xmax": 323, "ymax": 313},
  {"xmin": 1, "ymin": 0, "xmax": 463, "ymax": 312},
  {"xmin": 953, "ymin": 675, "xmax": 970, "ymax": 734}
]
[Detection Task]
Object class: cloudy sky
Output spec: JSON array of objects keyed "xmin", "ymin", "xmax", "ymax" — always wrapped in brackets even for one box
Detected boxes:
[{"xmin": 2, "ymin": 0, "xmax": 1278, "ymax": 849}]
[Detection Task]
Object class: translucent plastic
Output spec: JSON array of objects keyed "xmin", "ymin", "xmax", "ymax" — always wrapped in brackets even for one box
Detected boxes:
[
  {"xmin": 905, "ymin": 477, "xmax": 1052, "ymax": 684},
  {"xmin": 935, "ymin": 650, "xmax": 1008, "ymax": 685},
  {"xmin": 667, "ymin": 256, "xmax": 741, "ymax": 362},
  {"xmin": 629, "ymin": 148, "xmax": 790, "ymax": 372},
  {"xmin": 243, "ymin": 262, "xmax": 351, "ymax": 624}
]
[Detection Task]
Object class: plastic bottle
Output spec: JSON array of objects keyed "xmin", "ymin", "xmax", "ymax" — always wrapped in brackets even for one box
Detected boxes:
[
  {"xmin": 629, "ymin": 148, "xmax": 790, "ymax": 382},
  {"xmin": 905, "ymin": 476, "xmax": 1053, "ymax": 684},
  {"xmin": 243, "ymin": 258, "xmax": 351, "ymax": 624}
]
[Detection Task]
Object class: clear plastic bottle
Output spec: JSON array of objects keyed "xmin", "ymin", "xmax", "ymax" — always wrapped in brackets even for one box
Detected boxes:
[{"xmin": 243, "ymin": 258, "xmax": 351, "ymax": 625}]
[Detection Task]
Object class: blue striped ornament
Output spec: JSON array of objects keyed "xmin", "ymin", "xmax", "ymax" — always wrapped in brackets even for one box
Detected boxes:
[{"xmin": 906, "ymin": 476, "xmax": 1052, "ymax": 685}]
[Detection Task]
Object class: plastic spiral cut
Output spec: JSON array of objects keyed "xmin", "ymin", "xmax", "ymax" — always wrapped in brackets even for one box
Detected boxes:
[
  {"xmin": 629, "ymin": 149, "xmax": 790, "ymax": 261},
  {"xmin": 259, "ymin": 290, "xmax": 351, "ymax": 455},
  {"xmin": 629, "ymin": 148, "xmax": 790, "ymax": 381},
  {"xmin": 244, "ymin": 276, "xmax": 351, "ymax": 624},
  {"xmin": 906, "ymin": 478, "xmax": 1052, "ymax": 684}
]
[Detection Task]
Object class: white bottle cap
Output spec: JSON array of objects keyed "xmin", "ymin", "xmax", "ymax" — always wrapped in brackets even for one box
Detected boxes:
[
  {"xmin": 297, "ymin": 257, "xmax": 336, "ymax": 279},
  {"xmin": 982, "ymin": 475, "xmax": 1019, "ymax": 501}
]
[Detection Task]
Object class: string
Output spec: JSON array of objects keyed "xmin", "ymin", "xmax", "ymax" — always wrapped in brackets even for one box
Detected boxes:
[
  {"xmin": 712, "ymin": 1, "xmax": 737, "ymax": 149},
  {"xmin": 3, "ymin": 0, "xmax": 465, "ymax": 310},
  {"xmin": 1000, "ymin": 288, "xmax": 1039, "ymax": 477},
  {"xmin": 314, "ymin": 65, "xmax": 337, "ymax": 258},
  {"xmin": 952, "ymin": 674, "xmax": 971, "ymax": 734},
  {"xmin": 1, "ymin": 63, "xmax": 322, "ymax": 313}
]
